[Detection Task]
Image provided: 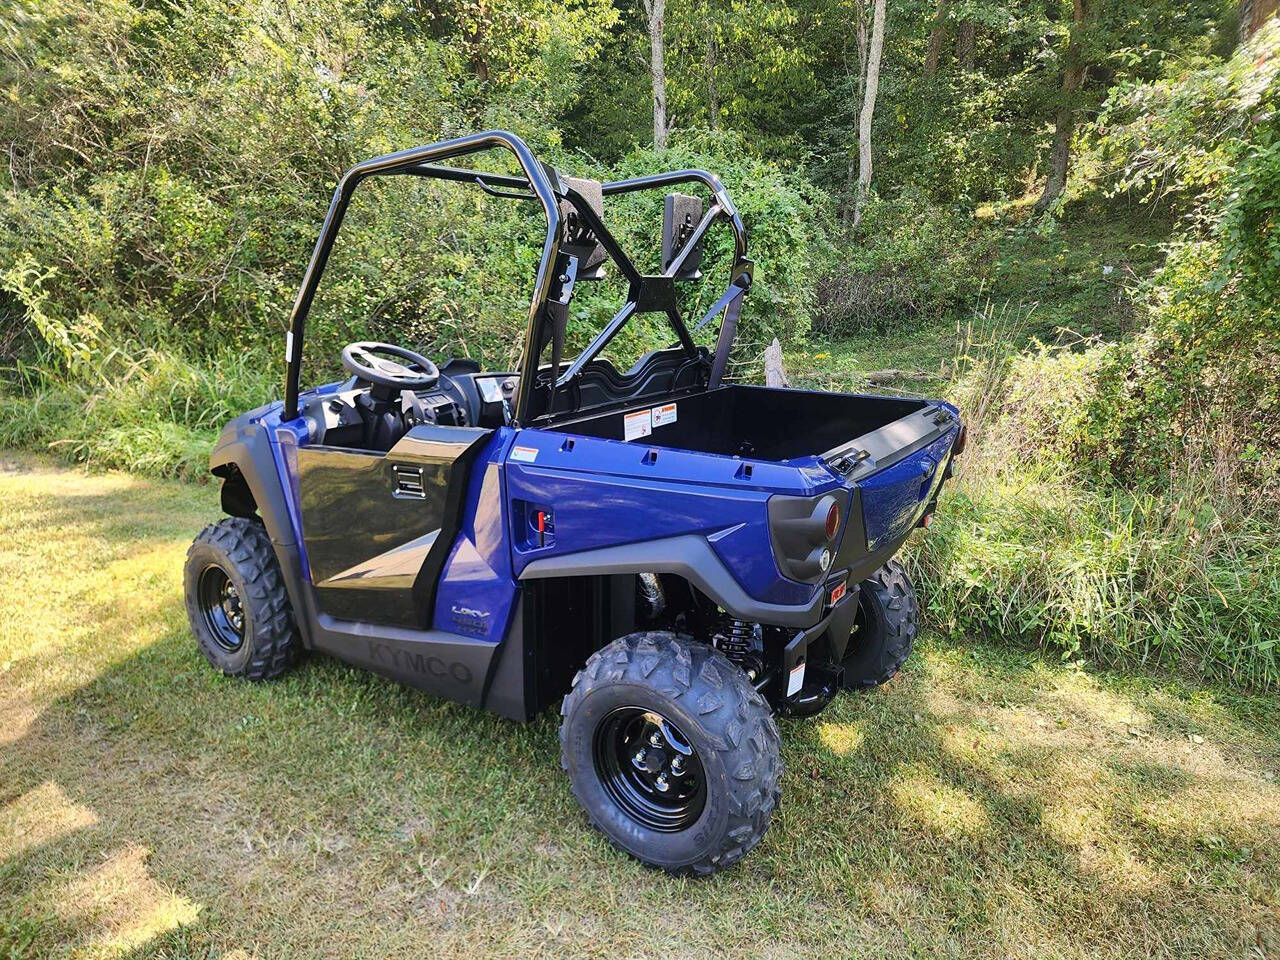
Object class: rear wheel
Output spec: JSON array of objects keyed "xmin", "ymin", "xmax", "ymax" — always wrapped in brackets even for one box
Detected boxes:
[
  {"xmin": 184, "ymin": 517, "xmax": 298, "ymax": 680},
  {"xmin": 841, "ymin": 558, "xmax": 917, "ymax": 689},
  {"xmin": 559, "ymin": 631, "xmax": 782, "ymax": 876}
]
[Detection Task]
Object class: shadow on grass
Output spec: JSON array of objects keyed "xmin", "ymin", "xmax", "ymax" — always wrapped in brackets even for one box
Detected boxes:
[{"xmin": 2, "ymin": 456, "xmax": 1278, "ymax": 959}]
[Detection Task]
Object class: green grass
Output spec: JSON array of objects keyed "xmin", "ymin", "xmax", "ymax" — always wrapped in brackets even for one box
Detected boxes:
[
  {"xmin": 2, "ymin": 453, "xmax": 1278, "ymax": 959},
  {"xmin": 973, "ymin": 203, "xmax": 1170, "ymax": 343},
  {"xmin": 0, "ymin": 347, "xmax": 280, "ymax": 481}
]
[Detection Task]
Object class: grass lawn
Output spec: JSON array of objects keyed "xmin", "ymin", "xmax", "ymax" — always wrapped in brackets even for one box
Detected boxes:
[{"xmin": 2, "ymin": 453, "xmax": 1278, "ymax": 959}]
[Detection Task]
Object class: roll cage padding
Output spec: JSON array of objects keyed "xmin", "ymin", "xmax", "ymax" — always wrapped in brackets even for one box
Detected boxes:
[{"xmin": 559, "ymin": 176, "xmax": 606, "ymax": 277}]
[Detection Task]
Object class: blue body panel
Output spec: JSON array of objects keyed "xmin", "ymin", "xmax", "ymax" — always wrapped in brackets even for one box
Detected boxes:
[
  {"xmin": 504, "ymin": 428, "xmax": 837, "ymax": 606},
  {"xmin": 255, "ymin": 385, "xmax": 958, "ymax": 650},
  {"xmin": 859, "ymin": 428, "xmax": 956, "ymax": 550},
  {"xmin": 431, "ymin": 428, "xmax": 522, "ymax": 644}
]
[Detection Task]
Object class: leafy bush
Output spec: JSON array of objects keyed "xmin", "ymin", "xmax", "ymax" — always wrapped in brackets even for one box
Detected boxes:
[
  {"xmin": 812, "ymin": 195, "xmax": 989, "ymax": 336},
  {"xmin": 909, "ymin": 317, "xmax": 1280, "ymax": 690},
  {"xmin": 1081, "ymin": 22, "xmax": 1280, "ymax": 493},
  {"xmin": 0, "ymin": 0, "xmax": 619, "ymax": 372}
]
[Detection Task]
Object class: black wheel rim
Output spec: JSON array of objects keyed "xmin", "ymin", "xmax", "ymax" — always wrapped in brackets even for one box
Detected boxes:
[
  {"xmin": 848, "ymin": 594, "xmax": 878, "ymax": 657},
  {"xmin": 592, "ymin": 707, "xmax": 707, "ymax": 832},
  {"xmin": 197, "ymin": 564, "xmax": 246, "ymax": 652}
]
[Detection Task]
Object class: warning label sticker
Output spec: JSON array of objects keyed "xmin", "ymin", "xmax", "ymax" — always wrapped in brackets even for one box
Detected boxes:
[
  {"xmin": 510, "ymin": 445, "xmax": 538, "ymax": 463},
  {"xmin": 651, "ymin": 401, "xmax": 678, "ymax": 428},
  {"xmin": 787, "ymin": 661, "xmax": 807, "ymax": 697},
  {"xmin": 623, "ymin": 409, "xmax": 652, "ymax": 442}
]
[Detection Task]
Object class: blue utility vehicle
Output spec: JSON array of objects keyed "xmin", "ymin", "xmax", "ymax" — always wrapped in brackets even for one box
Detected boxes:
[{"xmin": 184, "ymin": 131, "xmax": 965, "ymax": 875}]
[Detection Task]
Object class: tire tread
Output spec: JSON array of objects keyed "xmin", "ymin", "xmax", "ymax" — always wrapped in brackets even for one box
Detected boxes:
[
  {"xmin": 185, "ymin": 517, "xmax": 297, "ymax": 681},
  {"xmin": 559, "ymin": 631, "xmax": 782, "ymax": 876},
  {"xmin": 844, "ymin": 558, "xmax": 917, "ymax": 689}
]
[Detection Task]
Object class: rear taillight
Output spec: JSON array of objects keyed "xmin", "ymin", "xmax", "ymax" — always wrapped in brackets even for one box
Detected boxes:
[{"xmin": 768, "ymin": 492, "xmax": 845, "ymax": 584}]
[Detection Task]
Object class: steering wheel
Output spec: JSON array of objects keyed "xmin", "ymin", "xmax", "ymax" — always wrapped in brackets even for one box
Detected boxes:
[{"xmin": 340, "ymin": 341, "xmax": 440, "ymax": 391}]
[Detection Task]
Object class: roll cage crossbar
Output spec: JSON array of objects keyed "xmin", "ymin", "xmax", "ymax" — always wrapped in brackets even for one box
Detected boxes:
[{"xmin": 281, "ymin": 130, "xmax": 751, "ymax": 426}]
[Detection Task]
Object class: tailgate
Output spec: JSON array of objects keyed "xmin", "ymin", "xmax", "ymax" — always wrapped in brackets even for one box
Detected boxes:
[{"xmin": 823, "ymin": 404, "xmax": 959, "ymax": 551}]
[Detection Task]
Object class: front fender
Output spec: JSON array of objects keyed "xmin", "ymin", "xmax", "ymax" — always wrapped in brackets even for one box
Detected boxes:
[{"xmin": 209, "ymin": 412, "xmax": 296, "ymax": 549}]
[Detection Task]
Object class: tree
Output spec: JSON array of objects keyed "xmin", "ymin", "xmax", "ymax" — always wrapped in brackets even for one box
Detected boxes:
[
  {"xmin": 924, "ymin": 0, "xmax": 949, "ymax": 74},
  {"xmin": 1034, "ymin": 0, "xmax": 1087, "ymax": 213},
  {"xmin": 955, "ymin": 19, "xmax": 975, "ymax": 70},
  {"xmin": 853, "ymin": 0, "xmax": 886, "ymax": 227},
  {"xmin": 641, "ymin": 0, "xmax": 669, "ymax": 148}
]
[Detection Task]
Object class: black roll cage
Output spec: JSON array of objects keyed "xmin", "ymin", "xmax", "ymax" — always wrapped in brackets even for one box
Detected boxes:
[{"xmin": 281, "ymin": 130, "xmax": 751, "ymax": 426}]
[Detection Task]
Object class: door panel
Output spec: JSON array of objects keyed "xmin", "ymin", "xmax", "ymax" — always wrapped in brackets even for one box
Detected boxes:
[{"xmin": 297, "ymin": 426, "xmax": 492, "ymax": 626}]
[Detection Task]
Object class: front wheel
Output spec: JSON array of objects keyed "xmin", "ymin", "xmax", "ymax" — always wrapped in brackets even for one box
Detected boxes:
[
  {"xmin": 559, "ymin": 632, "xmax": 782, "ymax": 876},
  {"xmin": 184, "ymin": 517, "xmax": 298, "ymax": 680}
]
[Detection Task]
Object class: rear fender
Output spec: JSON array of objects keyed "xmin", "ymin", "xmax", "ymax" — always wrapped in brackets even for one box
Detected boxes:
[{"xmin": 519, "ymin": 534, "xmax": 824, "ymax": 628}]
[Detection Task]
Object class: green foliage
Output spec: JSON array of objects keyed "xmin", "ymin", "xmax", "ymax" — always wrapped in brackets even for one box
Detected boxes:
[
  {"xmin": 0, "ymin": 348, "xmax": 278, "ymax": 479},
  {"xmin": 908, "ymin": 322, "xmax": 1279, "ymax": 690},
  {"xmin": 0, "ymin": 0, "xmax": 617, "ymax": 369},
  {"xmin": 814, "ymin": 194, "xmax": 989, "ymax": 335},
  {"xmin": 1080, "ymin": 23, "xmax": 1280, "ymax": 491},
  {"xmin": 911, "ymin": 478, "xmax": 1280, "ymax": 689}
]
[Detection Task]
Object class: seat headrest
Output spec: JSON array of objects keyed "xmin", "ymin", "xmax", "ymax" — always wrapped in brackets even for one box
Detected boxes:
[{"xmin": 559, "ymin": 177, "xmax": 606, "ymax": 278}]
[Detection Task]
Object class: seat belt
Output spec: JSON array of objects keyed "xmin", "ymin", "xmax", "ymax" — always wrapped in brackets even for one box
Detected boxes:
[
  {"xmin": 694, "ymin": 275, "xmax": 750, "ymax": 388},
  {"xmin": 689, "ymin": 277, "xmax": 749, "ymax": 339}
]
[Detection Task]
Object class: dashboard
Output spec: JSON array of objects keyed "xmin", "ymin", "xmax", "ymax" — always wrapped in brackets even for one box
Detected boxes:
[{"xmin": 301, "ymin": 359, "xmax": 519, "ymax": 450}]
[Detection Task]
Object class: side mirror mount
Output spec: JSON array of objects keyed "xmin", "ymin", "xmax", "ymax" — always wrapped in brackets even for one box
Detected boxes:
[{"xmin": 662, "ymin": 193, "xmax": 704, "ymax": 281}]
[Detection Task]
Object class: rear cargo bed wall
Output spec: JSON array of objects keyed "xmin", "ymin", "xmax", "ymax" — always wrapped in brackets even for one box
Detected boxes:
[{"xmin": 554, "ymin": 386, "xmax": 928, "ymax": 461}]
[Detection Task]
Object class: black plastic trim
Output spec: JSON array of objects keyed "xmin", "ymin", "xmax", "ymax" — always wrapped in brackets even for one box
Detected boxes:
[
  {"xmin": 209, "ymin": 412, "xmax": 314, "ymax": 647},
  {"xmin": 828, "ymin": 404, "xmax": 958, "ymax": 480},
  {"xmin": 308, "ymin": 614, "xmax": 497, "ymax": 707},
  {"xmin": 518, "ymin": 535, "xmax": 824, "ymax": 628}
]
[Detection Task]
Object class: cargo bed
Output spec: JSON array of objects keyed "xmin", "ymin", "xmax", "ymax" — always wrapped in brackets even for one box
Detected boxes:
[{"xmin": 551, "ymin": 384, "xmax": 941, "ymax": 467}]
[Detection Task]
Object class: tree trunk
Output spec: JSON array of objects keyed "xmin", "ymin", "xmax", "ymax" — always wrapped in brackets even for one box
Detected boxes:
[
  {"xmin": 1033, "ymin": 0, "xmax": 1086, "ymax": 213},
  {"xmin": 706, "ymin": 24, "xmax": 720, "ymax": 129},
  {"xmin": 955, "ymin": 20, "xmax": 974, "ymax": 71},
  {"xmin": 841, "ymin": 1, "xmax": 869, "ymax": 225},
  {"xmin": 1240, "ymin": 0, "xmax": 1280, "ymax": 41},
  {"xmin": 1035, "ymin": 100, "xmax": 1076, "ymax": 212},
  {"xmin": 924, "ymin": 0, "xmax": 948, "ymax": 75},
  {"xmin": 468, "ymin": 0, "xmax": 491, "ymax": 82},
  {"xmin": 853, "ymin": 0, "xmax": 886, "ymax": 228},
  {"xmin": 856, "ymin": 0, "xmax": 868, "ymax": 104},
  {"xmin": 643, "ymin": 0, "xmax": 669, "ymax": 149}
]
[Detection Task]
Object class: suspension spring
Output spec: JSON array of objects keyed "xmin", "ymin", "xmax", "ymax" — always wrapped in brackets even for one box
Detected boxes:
[{"xmin": 717, "ymin": 619, "xmax": 755, "ymax": 664}]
